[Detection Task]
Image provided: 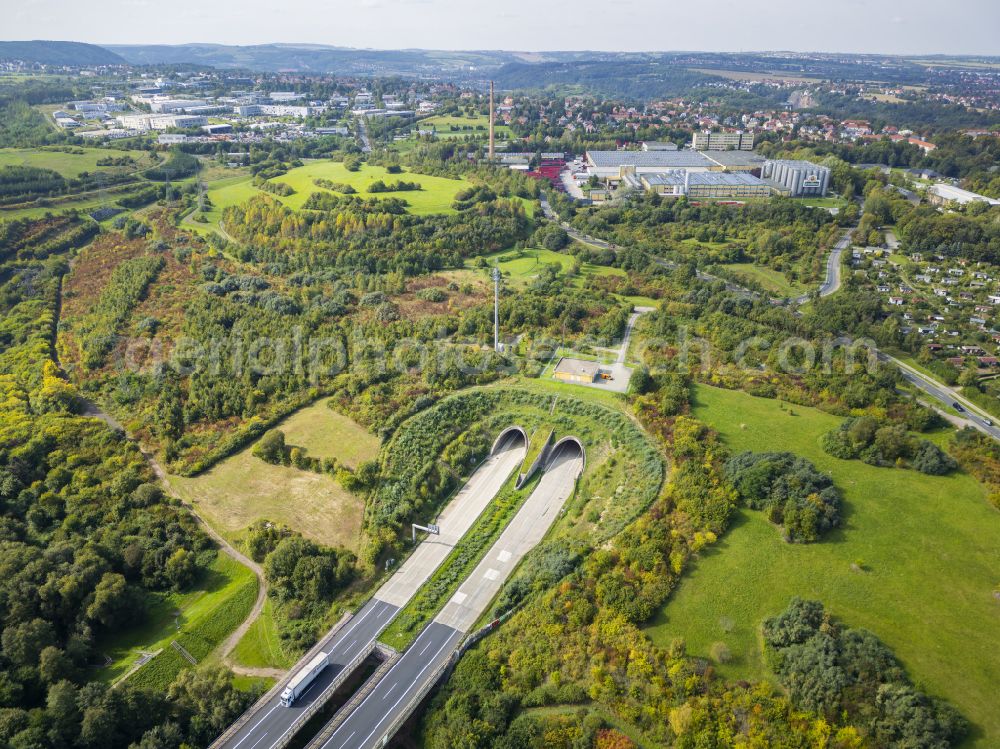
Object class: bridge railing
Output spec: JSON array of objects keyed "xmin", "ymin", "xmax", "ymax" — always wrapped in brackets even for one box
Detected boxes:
[
  {"xmin": 208, "ymin": 610, "xmax": 353, "ymax": 749},
  {"xmin": 270, "ymin": 640, "xmax": 382, "ymax": 749},
  {"xmin": 373, "ymin": 612, "xmax": 517, "ymax": 748}
]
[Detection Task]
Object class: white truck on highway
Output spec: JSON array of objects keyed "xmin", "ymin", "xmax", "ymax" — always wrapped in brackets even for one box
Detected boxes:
[{"xmin": 280, "ymin": 651, "xmax": 329, "ymax": 706}]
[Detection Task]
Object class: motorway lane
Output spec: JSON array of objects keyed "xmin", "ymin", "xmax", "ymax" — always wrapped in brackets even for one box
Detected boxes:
[
  {"xmin": 216, "ymin": 434, "xmax": 527, "ymax": 749},
  {"xmin": 313, "ymin": 622, "xmax": 463, "ymax": 749},
  {"xmin": 374, "ymin": 436, "xmax": 527, "ymax": 606},
  {"xmin": 313, "ymin": 442, "xmax": 585, "ymax": 749},
  {"xmin": 220, "ymin": 599, "xmax": 399, "ymax": 749},
  {"xmin": 436, "ymin": 442, "xmax": 583, "ymax": 631}
]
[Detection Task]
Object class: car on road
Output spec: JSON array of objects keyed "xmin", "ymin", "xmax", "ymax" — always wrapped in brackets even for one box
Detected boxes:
[
  {"xmin": 952, "ymin": 402, "xmax": 965, "ymax": 413},
  {"xmin": 984, "ymin": 418, "xmax": 993, "ymax": 426}
]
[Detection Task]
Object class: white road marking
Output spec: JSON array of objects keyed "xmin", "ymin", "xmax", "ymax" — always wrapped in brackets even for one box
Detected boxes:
[
  {"xmin": 450, "ymin": 591, "xmax": 467, "ymax": 605},
  {"xmin": 329, "ymin": 632, "xmax": 459, "ymax": 749},
  {"xmin": 337, "ymin": 731, "xmax": 356, "ymax": 749},
  {"xmin": 230, "ymin": 704, "xmax": 279, "ymax": 749},
  {"xmin": 497, "ymin": 550, "xmax": 511, "ymax": 563},
  {"xmin": 248, "ymin": 734, "xmax": 268, "ymax": 749},
  {"xmin": 382, "ymin": 682, "xmax": 398, "ymax": 700},
  {"xmin": 484, "ymin": 568, "xmax": 499, "ymax": 581}
]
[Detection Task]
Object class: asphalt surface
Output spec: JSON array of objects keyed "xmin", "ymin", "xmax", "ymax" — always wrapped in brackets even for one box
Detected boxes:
[
  {"xmin": 435, "ymin": 441, "xmax": 584, "ymax": 631},
  {"xmin": 313, "ymin": 622, "xmax": 464, "ymax": 749},
  {"xmin": 215, "ymin": 434, "xmax": 527, "ymax": 749},
  {"xmin": 375, "ymin": 436, "xmax": 527, "ymax": 606},
  {"xmin": 879, "ymin": 353, "xmax": 1000, "ymax": 440},
  {"xmin": 794, "ymin": 229, "xmax": 849, "ymax": 303},
  {"xmin": 219, "ymin": 599, "xmax": 399, "ymax": 749},
  {"xmin": 314, "ymin": 441, "xmax": 585, "ymax": 749}
]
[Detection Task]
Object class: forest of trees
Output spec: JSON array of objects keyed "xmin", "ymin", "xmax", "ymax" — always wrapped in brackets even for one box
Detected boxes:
[
  {"xmin": 0, "ymin": 215, "xmax": 255, "ymax": 748},
  {"xmin": 764, "ymin": 599, "xmax": 967, "ymax": 747}
]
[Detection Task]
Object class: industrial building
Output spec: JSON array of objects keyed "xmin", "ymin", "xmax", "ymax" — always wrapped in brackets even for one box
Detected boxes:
[
  {"xmin": 701, "ymin": 150, "xmax": 766, "ymax": 172},
  {"xmin": 639, "ymin": 171, "xmax": 773, "ymax": 199},
  {"xmin": 584, "ymin": 149, "xmax": 765, "ymax": 184},
  {"xmin": 692, "ymin": 130, "xmax": 754, "ymax": 151},
  {"xmin": 116, "ymin": 114, "xmax": 209, "ymax": 131},
  {"xmin": 553, "ymin": 358, "xmax": 601, "ymax": 384},
  {"xmin": 760, "ymin": 159, "xmax": 831, "ymax": 196},
  {"xmin": 585, "ymin": 150, "xmax": 716, "ymax": 181},
  {"xmin": 927, "ymin": 184, "xmax": 1000, "ymax": 207}
]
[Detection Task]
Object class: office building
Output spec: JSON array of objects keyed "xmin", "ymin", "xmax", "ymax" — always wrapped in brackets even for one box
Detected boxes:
[{"xmin": 692, "ymin": 130, "xmax": 754, "ymax": 151}]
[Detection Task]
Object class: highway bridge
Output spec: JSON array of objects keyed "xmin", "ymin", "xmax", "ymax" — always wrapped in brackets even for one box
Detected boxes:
[
  {"xmin": 308, "ymin": 437, "xmax": 585, "ymax": 749},
  {"xmin": 212, "ymin": 428, "xmax": 528, "ymax": 749}
]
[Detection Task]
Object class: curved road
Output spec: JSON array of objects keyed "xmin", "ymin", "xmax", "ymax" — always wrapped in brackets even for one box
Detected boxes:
[
  {"xmin": 791, "ymin": 229, "xmax": 850, "ymax": 304},
  {"xmin": 541, "ymin": 195, "xmax": 1000, "ymax": 441}
]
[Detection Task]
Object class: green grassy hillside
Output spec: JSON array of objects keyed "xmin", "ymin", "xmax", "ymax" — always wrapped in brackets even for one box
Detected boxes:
[{"xmin": 646, "ymin": 384, "xmax": 1000, "ymax": 747}]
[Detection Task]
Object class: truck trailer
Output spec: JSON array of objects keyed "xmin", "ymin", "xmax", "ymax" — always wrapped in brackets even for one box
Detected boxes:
[{"xmin": 280, "ymin": 651, "xmax": 330, "ymax": 706}]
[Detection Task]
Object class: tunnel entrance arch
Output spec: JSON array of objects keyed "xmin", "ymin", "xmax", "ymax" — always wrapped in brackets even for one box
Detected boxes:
[
  {"xmin": 491, "ymin": 425, "xmax": 528, "ymax": 455},
  {"xmin": 547, "ymin": 435, "xmax": 586, "ymax": 473}
]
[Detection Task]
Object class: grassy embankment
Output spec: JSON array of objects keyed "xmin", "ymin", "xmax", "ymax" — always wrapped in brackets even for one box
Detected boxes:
[
  {"xmin": 98, "ymin": 552, "xmax": 257, "ymax": 689},
  {"xmin": 646, "ymin": 384, "xmax": 1000, "ymax": 747}
]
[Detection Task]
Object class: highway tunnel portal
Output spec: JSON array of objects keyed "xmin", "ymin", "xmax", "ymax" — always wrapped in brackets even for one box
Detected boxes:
[
  {"xmin": 547, "ymin": 435, "xmax": 586, "ymax": 472},
  {"xmin": 491, "ymin": 425, "xmax": 528, "ymax": 455}
]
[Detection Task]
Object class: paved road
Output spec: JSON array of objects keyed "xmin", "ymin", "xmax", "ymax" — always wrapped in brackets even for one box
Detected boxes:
[
  {"xmin": 375, "ymin": 438, "xmax": 527, "ymax": 606},
  {"xmin": 792, "ymin": 229, "xmax": 850, "ymax": 304},
  {"xmin": 219, "ymin": 599, "xmax": 399, "ymax": 749},
  {"xmin": 435, "ymin": 442, "xmax": 583, "ymax": 631},
  {"xmin": 356, "ymin": 117, "xmax": 372, "ymax": 153},
  {"xmin": 879, "ymin": 352, "xmax": 1000, "ymax": 440},
  {"xmin": 312, "ymin": 442, "xmax": 585, "ymax": 749},
  {"xmin": 214, "ymin": 434, "xmax": 527, "ymax": 749}
]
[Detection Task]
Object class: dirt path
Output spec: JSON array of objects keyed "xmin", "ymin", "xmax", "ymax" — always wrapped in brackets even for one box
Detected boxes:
[{"xmin": 53, "ymin": 252, "xmax": 270, "ymax": 675}]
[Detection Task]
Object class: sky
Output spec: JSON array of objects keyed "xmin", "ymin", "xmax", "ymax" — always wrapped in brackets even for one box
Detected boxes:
[{"xmin": 6, "ymin": 0, "xmax": 1000, "ymax": 55}]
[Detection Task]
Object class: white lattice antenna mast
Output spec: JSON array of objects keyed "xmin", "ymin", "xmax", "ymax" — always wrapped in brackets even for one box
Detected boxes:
[{"xmin": 493, "ymin": 265, "xmax": 501, "ymax": 352}]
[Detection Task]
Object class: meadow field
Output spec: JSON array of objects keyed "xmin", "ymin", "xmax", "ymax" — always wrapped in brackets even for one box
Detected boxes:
[
  {"xmin": 98, "ymin": 552, "xmax": 257, "ymax": 685},
  {"xmin": 415, "ymin": 113, "xmax": 512, "ymax": 139},
  {"xmin": 441, "ymin": 247, "xmax": 657, "ymax": 307},
  {"xmin": 0, "ymin": 146, "xmax": 153, "ymax": 177},
  {"xmin": 645, "ymin": 384, "xmax": 1000, "ymax": 747},
  {"xmin": 187, "ymin": 160, "xmax": 475, "ymax": 235},
  {"xmin": 166, "ymin": 400, "xmax": 379, "ymax": 550},
  {"xmin": 725, "ymin": 262, "xmax": 810, "ymax": 298}
]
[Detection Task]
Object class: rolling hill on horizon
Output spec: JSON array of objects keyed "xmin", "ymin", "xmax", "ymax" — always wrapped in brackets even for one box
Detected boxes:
[{"xmin": 0, "ymin": 40, "xmax": 125, "ymax": 66}]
